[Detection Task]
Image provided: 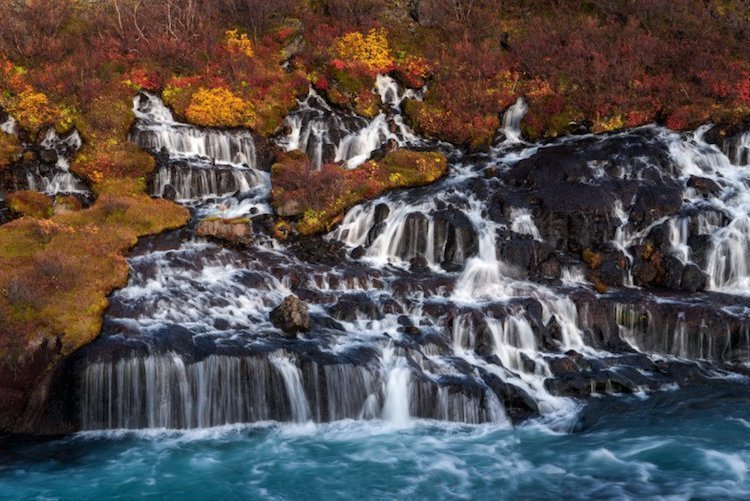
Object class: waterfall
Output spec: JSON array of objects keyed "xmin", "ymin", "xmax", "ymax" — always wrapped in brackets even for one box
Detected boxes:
[
  {"xmin": 132, "ymin": 93, "xmax": 258, "ymax": 167},
  {"xmin": 151, "ymin": 163, "xmax": 267, "ymax": 201},
  {"xmin": 509, "ymin": 207, "xmax": 541, "ymax": 240},
  {"xmin": 76, "ymin": 84, "xmax": 750, "ymax": 433},
  {"xmin": 79, "ymin": 350, "xmax": 505, "ymax": 429},
  {"xmin": 332, "ymin": 199, "xmax": 480, "ymax": 268},
  {"xmin": 382, "ymin": 365, "xmax": 412, "ymax": 426},
  {"xmin": 270, "ymin": 355, "xmax": 311, "ymax": 423},
  {"xmin": 669, "ymin": 217, "xmax": 691, "ymax": 263},
  {"xmin": 41, "ymin": 128, "xmax": 83, "ymax": 171},
  {"xmin": 375, "ymin": 74, "xmax": 422, "ymax": 110},
  {"xmin": 277, "ymin": 78, "xmax": 421, "ymax": 170},
  {"xmin": 500, "ymin": 98, "xmax": 527, "ymax": 143},
  {"xmin": 131, "ymin": 92, "xmax": 269, "ymax": 211},
  {"xmin": 705, "ymin": 217, "xmax": 750, "ymax": 291},
  {"xmin": 726, "ymin": 131, "xmax": 750, "ymax": 166}
]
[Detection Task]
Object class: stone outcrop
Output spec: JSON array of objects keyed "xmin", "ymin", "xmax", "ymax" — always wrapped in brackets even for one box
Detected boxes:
[
  {"xmin": 270, "ymin": 295, "xmax": 311, "ymax": 336},
  {"xmin": 195, "ymin": 217, "xmax": 254, "ymax": 247}
]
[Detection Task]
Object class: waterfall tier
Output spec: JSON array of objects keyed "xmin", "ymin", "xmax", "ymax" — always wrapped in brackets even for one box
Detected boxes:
[{"xmin": 66, "ymin": 86, "xmax": 750, "ymax": 432}]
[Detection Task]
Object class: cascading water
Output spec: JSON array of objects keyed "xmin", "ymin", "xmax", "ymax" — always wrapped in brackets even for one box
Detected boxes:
[
  {"xmin": 130, "ymin": 92, "xmax": 270, "ymax": 216},
  {"xmin": 277, "ymin": 76, "xmax": 421, "ymax": 170},
  {"xmin": 0, "ymin": 118, "xmax": 88, "ymax": 196},
  {"xmin": 499, "ymin": 98, "xmax": 528, "ymax": 144},
  {"xmin": 74, "ymin": 81, "xmax": 750, "ymax": 433}
]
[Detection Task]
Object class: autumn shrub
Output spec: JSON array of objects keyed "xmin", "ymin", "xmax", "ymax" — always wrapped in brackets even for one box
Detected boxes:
[
  {"xmin": 225, "ymin": 29, "xmax": 255, "ymax": 58},
  {"xmin": 124, "ymin": 67, "xmax": 163, "ymax": 92},
  {"xmin": 162, "ymin": 76, "xmax": 202, "ymax": 117},
  {"xmin": 403, "ymin": 39, "xmax": 517, "ymax": 149},
  {"xmin": 6, "ymin": 191, "xmax": 54, "ymax": 219},
  {"xmin": 333, "ymin": 28, "xmax": 394, "ymax": 75},
  {"xmin": 393, "ymin": 55, "xmax": 431, "ymax": 89},
  {"xmin": 185, "ymin": 87, "xmax": 257, "ymax": 128},
  {"xmin": 272, "ymin": 148, "xmax": 447, "ymax": 235},
  {"xmin": 309, "ymin": 27, "xmax": 397, "ymax": 113},
  {"xmin": 4, "ymin": 90, "xmax": 72, "ymax": 136},
  {"xmin": 53, "ymin": 195, "xmax": 83, "ymax": 214},
  {"xmin": 0, "ymin": 133, "xmax": 22, "ymax": 167}
]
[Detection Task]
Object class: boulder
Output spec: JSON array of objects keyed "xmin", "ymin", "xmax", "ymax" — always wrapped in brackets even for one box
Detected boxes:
[
  {"xmin": 38, "ymin": 148, "xmax": 58, "ymax": 165},
  {"xmin": 599, "ymin": 258, "xmax": 624, "ymax": 287},
  {"xmin": 350, "ymin": 245, "xmax": 366, "ymax": 259},
  {"xmin": 162, "ymin": 184, "xmax": 177, "ymax": 201},
  {"xmin": 432, "ymin": 209, "xmax": 479, "ymax": 263},
  {"xmin": 327, "ymin": 293, "xmax": 382, "ymax": 322},
  {"xmin": 410, "ymin": 255, "xmax": 430, "ymax": 273},
  {"xmin": 539, "ymin": 255, "xmax": 562, "ymax": 279},
  {"xmin": 681, "ymin": 263, "xmax": 707, "ymax": 292},
  {"xmin": 687, "ymin": 176, "xmax": 722, "ymax": 197},
  {"xmin": 270, "ymin": 295, "xmax": 310, "ymax": 336},
  {"xmin": 661, "ymin": 254, "xmax": 685, "ymax": 290},
  {"xmin": 195, "ymin": 217, "xmax": 254, "ymax": 247},
  {"xmin": 633, "ymin": 261, "xmax": 657, "ymax": 285}
]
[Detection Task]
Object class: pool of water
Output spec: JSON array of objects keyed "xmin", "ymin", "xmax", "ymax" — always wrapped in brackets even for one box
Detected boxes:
[{"xmin": 1, "ymin": 379, "xmax": 749, "ymax": 500}]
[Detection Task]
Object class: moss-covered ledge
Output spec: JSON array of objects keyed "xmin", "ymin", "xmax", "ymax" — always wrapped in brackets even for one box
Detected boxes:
[
  {"xmin": 271, "ymin": 148, "xmax": 447, "ymax": 237},
  {"xmin": 0, "ymin": 177, "xmax": 188, "ymax": 433}
]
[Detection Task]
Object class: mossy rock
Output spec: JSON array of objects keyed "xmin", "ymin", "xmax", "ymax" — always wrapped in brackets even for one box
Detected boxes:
[
  {"xmin": 272, "ymin": 148, "xmax": 448, "ymax": 236},
  {"xmin": 0, "ymin": 133, "xmax": 22, "ymax": 168},
  {"xmin": 6, "ymin": 191, "xmax": 54, "ymax": 219}
]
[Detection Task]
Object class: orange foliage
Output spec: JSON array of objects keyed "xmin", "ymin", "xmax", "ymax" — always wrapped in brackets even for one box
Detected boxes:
[
  {"xmin": 272, "ymin": 149, "xmax": 447, "ymax": 235},
  {"xmin": 225, "ymin": 29, "xmax": 255, "ymax": 58}
]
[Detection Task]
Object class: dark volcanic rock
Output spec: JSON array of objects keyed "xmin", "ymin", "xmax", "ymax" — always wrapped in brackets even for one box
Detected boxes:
[
  {"xmin": 687, "ymin": 176, "xmax": 722, "ymax": 197},
  {"xmin": 162, "ymin": 184, "xmax": 177, "ymax": 201},
  {"xmin": 661, "ymin": 254, "xmax": 685, "ymax": 290},
  {"xmin": 500, "ymin": 131, "xmax": 682, "ymax": 252},
  {"xmin": 681, "ymin": 263, "xmax": 707, "ymax": 292},
  {"xmin": 599, "ymin": 258, "xmax": 624, "ymax": 287}
]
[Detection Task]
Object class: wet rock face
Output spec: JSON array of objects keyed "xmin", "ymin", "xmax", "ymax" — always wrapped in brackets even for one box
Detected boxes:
[
  {"xmin": 703, "ymin": 121, "xmax": 750, "ymax": 166},
  {"xmin": 195, "ymin": 217, "xmax": 254, "ymax": 247},
  {"xmin": 433, "ymin": 209, "xmax": 479, "ymax": 264},
  {"xmin": 270, "ymin": 295, "xmax": 311, "ymax": 336},
  {"xmin": 499, "ymin": 131, "xmax": 681, "ymax": 252}
]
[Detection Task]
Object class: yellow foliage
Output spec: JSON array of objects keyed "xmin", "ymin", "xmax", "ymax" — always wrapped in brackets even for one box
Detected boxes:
[
  {"xmin": 333, "ymin": 28, "xmax": 394, "ymax": 74},
  {"xmin": 388, "ymin": 172, "xmax": 404, "ymax": 184},
  {"xmin": 7, "ymin": 90, "xmax": 69, "ymax": 135},
  {"xmin": 594, "ymin": 114, "xmax": 624, "ymax": 133},
  {"xmin": 225, "ymin": 29, "xmax": 255, "ymax": 58},
  {"xmin": 186, "ymin": 87, "xmax": 257, "ymax": 128}
]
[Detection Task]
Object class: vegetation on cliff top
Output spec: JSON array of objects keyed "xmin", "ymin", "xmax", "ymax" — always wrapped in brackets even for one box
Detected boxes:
[{"xmin": 1, "ymin": 0, "xmax": 748, "ymax": 145}]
